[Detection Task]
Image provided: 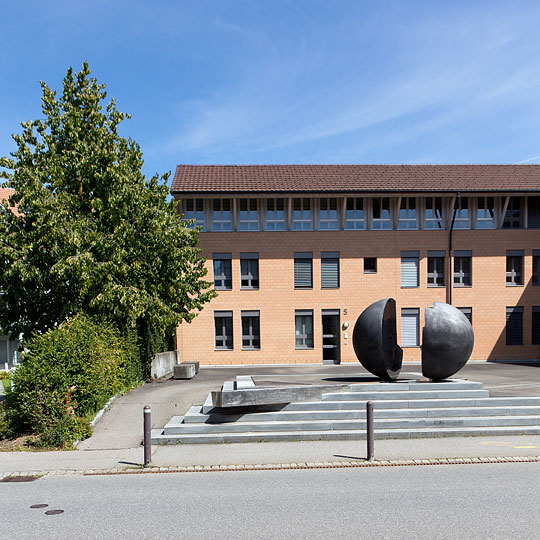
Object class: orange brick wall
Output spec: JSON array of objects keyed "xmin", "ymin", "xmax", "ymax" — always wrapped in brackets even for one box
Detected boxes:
[{"xmin": 176, "ymin": 229, "xmax": 540, "ymax": 365}]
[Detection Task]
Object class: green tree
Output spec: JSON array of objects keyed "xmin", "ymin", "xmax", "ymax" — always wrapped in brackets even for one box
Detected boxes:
[{"xmin": 0, "ymin": 62, "xmax": 215, "ymax": 375}]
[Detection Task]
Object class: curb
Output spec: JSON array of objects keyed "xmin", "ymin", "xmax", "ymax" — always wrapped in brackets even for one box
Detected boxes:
[{"xmin": 2, "ymin": 455, "xmax": 540, "ymax": 479}]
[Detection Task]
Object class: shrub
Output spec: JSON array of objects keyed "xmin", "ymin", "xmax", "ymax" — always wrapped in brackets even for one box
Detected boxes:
[{"xmin": 10, "ymin": 316, "xmax": 135, "ymax": 447}]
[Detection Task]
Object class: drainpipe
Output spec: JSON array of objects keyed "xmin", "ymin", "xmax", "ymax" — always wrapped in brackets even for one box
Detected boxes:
[{"xmin": 447, "ymin": 193, "xmax": 459, "ymax": 305}]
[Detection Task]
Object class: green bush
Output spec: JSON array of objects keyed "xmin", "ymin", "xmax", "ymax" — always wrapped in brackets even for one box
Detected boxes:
[
  {"xmin": 9, "ymin": 316, "xmax": 136, "ymax": 447},
  {"xmin": 0, "ymin": 370, "xmax": 12, "ymax": 380}
]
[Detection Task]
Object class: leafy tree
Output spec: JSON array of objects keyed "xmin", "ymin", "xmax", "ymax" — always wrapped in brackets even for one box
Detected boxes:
[{"xmin": 0, "ymin": 62, "xmax": 215, "ymax": 375}]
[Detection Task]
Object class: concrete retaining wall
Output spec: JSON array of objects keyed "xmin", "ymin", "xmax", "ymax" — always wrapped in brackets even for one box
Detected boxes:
[{"xmin": 151, "ymin": 350, "xmax": 179, "ymax": 379}]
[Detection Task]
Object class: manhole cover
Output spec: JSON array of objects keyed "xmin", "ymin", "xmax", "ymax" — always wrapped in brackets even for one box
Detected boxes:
[
  {"xmin": 1, "ymin": 475, "xmax": 39, "ymax": 483},
  {"xmin": 45, "ymin": 510, "xmax": 64, "ymax": 515},
  {"xmin": 30, "ymin": 504, "xmax": 49, "ymax": 509}
]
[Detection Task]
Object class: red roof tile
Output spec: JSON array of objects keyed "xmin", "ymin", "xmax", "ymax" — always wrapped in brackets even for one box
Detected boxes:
[{"xmin": 171, "ymin": 165, "xmax": 540, "ymax": 194}]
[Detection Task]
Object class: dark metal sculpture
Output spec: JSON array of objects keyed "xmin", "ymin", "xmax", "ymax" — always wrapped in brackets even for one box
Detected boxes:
[
  {"xmin": 421, "ymin": 302, "xmax": 474, "ymax": 380},
  {"xmin": 352, "ymin": 298, "xmax": 403, "ymax": 380}
]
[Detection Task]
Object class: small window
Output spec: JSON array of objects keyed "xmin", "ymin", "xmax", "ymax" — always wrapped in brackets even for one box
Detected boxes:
[
  {"xmin": 213, "ymin": 253, "xmax": 232, "ymax": 290},
  {"xmin": 453, "ymin": 197, "xmax": 470, "ymax": 229},
  {"xmin": 212, "ymin": 199, "xmax": 232, "ymax": 231},
  {"xmin": 240, "ymin": 253, "xmax": 259, "ymax": 289},
  {"xmin": 364, "ymin": 257, "xmax": 377, "ymax": 273},
  {"xmin": 321, "ymin": 252, "xmax": 339, "ymax": 289},
  {"xmin": 398, "ymin": 198, "xmax": 417, "ymax": 229},
  {"xmin": 401, "ymin": 251, "xmax": 419, "ymax": 288},
  {"xmin": 532, "ymin": 307, "xmax": 540, "ymax": 345},
  {"xmin": 457, "ymin": 307, "xmax": 472, "ymax": 325},
  {"xmin": 319, "ymin": 198, "xmax": 339, "ymax": 230},
  {"xmin": 427, "ymin": 251, "xmax": 445, "ymax": 287},
  {"xmin": 241, "ymin": 311, "xmax": 260, "ymax": 350},
  {"xmin": 506, "ymin": 306, "xmax": 523, "ymax": 346},
  {"xmin": 345, "ymin": 198, "xmax": 365, "ymax": 229},
  {"xmin": 295, "ymin": 310, "xmax": 314, "ymax": 349},
  {"xmin": 292, "ymin": 198, "xmax": 312, "ymax": 230},
  {"xmin": 266, "ymin": 198, "xmax": 286, "ymax": 230},
  {"xmin": 454, "ymin": 251, "xmax": 471, "ymax": 287},
  {"xmin": 372, "ymin": 198, "xmax": 391, "ymax": 230},
  {"xmin": 238, "ymin": 199, "xmax": 259, "ymax": 231},
  {"xmin": 506, "ymin": 251, "xmax": 523, "ymax": 286},
  {"xmin": 424, "ymin": 197, "xmax": 443, "ymax": 229},
  {"xmin": 503, "ymin": 197, "xmax": 523, "ymax": 229},
  {"xmin": 401, "ymin": 308, "xmax": 420, "ymax": 347},
  {"xmin": 181, "ymin": 199, "xmax": 205, "ymax": 229},
  {"xmin": 215, "ymin": 311, "xmax": 233, "ymax": 350},
  {"xmin": 476, "ymin": 197, "xmax": 496, "ymax": 229},
  {"xmin": 294, "ymin": 252, "xmax": 313, "ymax": 289},
  {"xmin": 533, "ymin": 251, "xmax": 540, "ymax": 286}
]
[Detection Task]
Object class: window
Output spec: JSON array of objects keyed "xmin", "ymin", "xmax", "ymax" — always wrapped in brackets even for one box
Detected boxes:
[
  {"xmin": 454, "ymin": 251, "xmax": 471, "ymax": 287},
  {"xmin": 533, "ymin": 250, "xmax": 540, "ymax": 286},
  {"xmin": 506, "ymin": 306, "xmax": 523, "ymax": 346},
  {"xmin": 457, "ymin": 307, "xmax": 472, "ymax": 325},
  {"xmin": 212, "ymin": 199, "xmax": 232, "ymax": 231},
  {"xmin": 292, "ymin": 198, "xmax": 312, "ymax": 230},
  {"xmin": 401, "ymin": 251, "xmax": 419, "ymax": 288},
  {"xmin": 215, "ymin": 311, "xmax": 233, "ymax": 350},
  {"xmin": 364, "ymin": 257, "xmax": 377, "ymax": 273},
  {"xmin": 345, "ymin": 198, "xmax": 365, "ymax": 229},
  {"xmin": 241, "ymin": 311, "xmax": 260, "ymax": 350},
  {"xmin": 266, "ymin": 198, "xmax": 286, "ymax": 230},
  {"xmin": 294, "ymin": 252, "xmax": 313, "ymax": 289},
  {"xmin": 238, "ymin": 199, "xmax": 259, "ymax": 231},
  {"xmin": 319, "ymin": 198, "xmax": 339, "ymax": 230},
  {"xmin": 533, "ymin": 307, "xmax": 540, "ymax": 345},
  {"xmin": 295, "ymin": 310, "xmax": 313, "ymax": 349},
  {"xmin": 181, "ymin": 199, "xmax": 205, "ymax": 229},
  {"xmin": 424, "ymin": 197, "xmax": 443, "ymax": 229},
  {"xmin": 398, "ymin": 198, "xmax": 417, "ymax": 229},
  {"xmin": 427, "ymin": 251, "xmax": 445, "ymax": 287},
  {"xmin": 528, "ymin": 197, "xmax": 540, "ymax": 229},
  {"xmin": 372, "ymin": 198, "xmax": 391, "ymax": 229},
  {"xmin": 213, "ymin": 253, "xmax": 232, "ymax": 290},
  {"xmin": 476, "ymin": 197, "xmax": 496, "ymax": 229},
  {"xmin": 240, "ymin": 253, "xmax": 259, "ymax": 289},
  {"xmin": 401, "ymin": 308, "xmax": 419, "ymax": 347},
  {"xmin": 453, "ymin": 197, "xmax": 470, "ymax": 229},
  {"xmin": 506, "ymin": 250, "xmax": 523, "ymax": 286},
  {"xmin": 321, "ymin": 252, "xmax": 339, "ymax": 289},
  {"xmin": 503, "ymin": 197, "xmax": 522, "ymax": 228}
]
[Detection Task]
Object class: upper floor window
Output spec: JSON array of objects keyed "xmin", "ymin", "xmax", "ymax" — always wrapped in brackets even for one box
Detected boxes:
[
  {"xmin": 213, "ymin": 253, "xmax": 232, "ymax": 290},
  {"xmin": 398, "ymin": 198, "xmax": 417, "ymax": 229},
  {"xmin": 453, "ymin": 197, "xmax": 470, "ymax": 229},
  {"xmin": 345, "ymin": 197, "xmax": 365, "ymax": 230},
  {"xmin": 266, "ymin": 198, "xmax": 286, "ymax": 230},
  {"xmin": 212, "ymin": 199, "xmax": 232, "ymax": 231},
  {"xmin": 401, "ymin": 251, "xmax": 419, "ymax": 288},
  {"xmin": 321, "ymin": 252, "xmax": 340, "ymax": 289},
  {"xmin": 240, "ymin": 253, "xmax": 259, "ymax": 289},
  {"xmin": 476, "ymin": 197, "xmax": 496, "ymax": 229},
  {"xmin": 238, "ymin": 199, "xmax": 259, "ymax": 231},
  {"xmin": 454, "ymin": 250, "xmax": 471, "ymax": 287},
  {"xmin": 427, "ymin": 251, "xmax": 445, "ymax": 287},
  {"xmin": 319, "ymin": 198, "xmax": 339, "ymax": 230},
  {"xmin": 503, "ymin": 197, "xmax": 522, "ymax": 229},
  {"xmin": 533, "ymin": 250, "xmax": 540, "ymax": 286},
  {"xmin": 528, "ymin": 197, "xmax": 540, "ymax": 229},
  {"xmin": 424, "ymin": 197, "xmax": 443, "ymax": 229},
  {"xmin": 294, "ymin": 252, "xmax": 313, "ymax": 289},
  {"xmin": 372, "ymin": 198, "xmax": 391, "ymax": 230},
  {"xmin": 181, "ymin": 199, "xmax": 205, "ymax": 229},
  {"xmin": 506, "ymin": 250, "xmax": 523, "ymax": 286},
  {"xmin": 292, "ymin": 198, "xmax": 312, "ymax": 230}
]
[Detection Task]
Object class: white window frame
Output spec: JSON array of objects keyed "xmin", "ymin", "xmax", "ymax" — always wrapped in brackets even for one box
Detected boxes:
[
  {"xmin": 181, "ymin": 198, "xmax": 205, "ymax": 230},
  {"xmin": 398, "ymin": 197, "xmax": 418, "ymax": 230},
  {"xmin": 453, "ymin": 197, "xmax": 470, "ymax": 229},
  {"xmin": 424, "ymin": 197, "xmax": 444, "ymax": 229},
  {"xmin": 212, "ymin": 199, "xmax": 233, "ymax": 231},
  {"xmin": 319, "ymin": 198, "xmax": 339, "ymax": 230},
  {"xmin": 401, "ymin": 308, "xmax": 420, "ymax": 347},
  {"xmin": 476, "ymin": 196, "xmax": 496, "ymax": 229},
  {"xmin": 238, "ymin": 198, "xmax": 259, "ymax": 231},
  {"xmin": 292, "ymin": 198, "xmax": 313, "ymax": 230},
  {"xmin": 265, "ymin": 198, "xmax": 287, "ymax": 230},
  {"xmin": 371, "ymin": 197, "xmax": 392, "ymax": 230},
  {"xmin": 345, "ymin": 197, "xmax": 366, "ymax": 230}
]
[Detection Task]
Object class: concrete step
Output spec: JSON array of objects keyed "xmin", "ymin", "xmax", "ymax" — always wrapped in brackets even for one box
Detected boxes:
[
  {"xmin": 347, "ymin": 381, "xmax": 483, "ymax": 392},
  {"xmin": 322, "ymin": 389, "xmax": 490, "ymax": 401},
  {"xmin": 163, "ymin": 415, "xmax": 540, "ymax": 435},
  {"xmin": 152, "ymin": 425, "xmax": 540, "ymax": 445},
  {"xmin": 179, "ymin": 405, "xmax": 540, "ymax": 426}
]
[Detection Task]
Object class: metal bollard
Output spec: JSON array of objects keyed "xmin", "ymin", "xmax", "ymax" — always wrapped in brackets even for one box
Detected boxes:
[
  {"xmin": 366, "ymin": 401, "xmax": 374, "ymax": 461},
  {"xmin": 143, "ymin": 405, "xmax": 152, "ymax": 467}
]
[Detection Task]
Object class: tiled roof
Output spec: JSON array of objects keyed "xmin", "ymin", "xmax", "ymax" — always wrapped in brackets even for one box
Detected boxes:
[{"xmin": 171, "ymin": 165, "xmax": 540, "ymax": 194}]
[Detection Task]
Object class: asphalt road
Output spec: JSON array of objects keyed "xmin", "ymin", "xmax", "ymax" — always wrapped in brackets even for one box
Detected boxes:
[{"xmin": 2, "ymin": 462, "xmax": 539, "ymax": 540}]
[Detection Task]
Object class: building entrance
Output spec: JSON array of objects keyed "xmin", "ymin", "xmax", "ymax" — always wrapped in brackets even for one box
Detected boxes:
[{"xmin": 322, "ymin": 310, "xmax": 341, "ymax": 364}]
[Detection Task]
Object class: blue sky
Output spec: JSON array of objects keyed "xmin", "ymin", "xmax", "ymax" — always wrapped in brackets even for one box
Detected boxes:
[{"xmin": 2, "ymin": 1, "xmax": 540, "ymax": 182}]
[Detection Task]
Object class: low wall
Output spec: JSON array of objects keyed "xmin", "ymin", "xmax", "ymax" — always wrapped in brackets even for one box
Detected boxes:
[{"xmin": 150, "ymin": 350, "xmax": 179, "ymax": 379}]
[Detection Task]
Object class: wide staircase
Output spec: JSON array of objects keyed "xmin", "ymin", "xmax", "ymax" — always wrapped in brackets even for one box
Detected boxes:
[{"xmin": 151, "ymin": 380, "xmax": 540, "ymax": 444}]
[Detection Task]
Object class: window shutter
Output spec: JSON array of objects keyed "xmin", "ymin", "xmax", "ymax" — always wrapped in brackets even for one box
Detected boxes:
[
  {"xmin": 506, "ymin": 307, "xmax": 523, "ymax": 345},
  {"xmin": 401, "ymin": 309, "xmax": 419, "ymax": 347},
  {"xmin": 321, "ymin": 252, "xmax": 339, "ymax": 289},
  {"xmin": 294, "ymin": 253, "xmax": 313, "ymax": 288},
  {"xmin": 401, "ymin": 252, "xmax": 419, "ymax": 287}
]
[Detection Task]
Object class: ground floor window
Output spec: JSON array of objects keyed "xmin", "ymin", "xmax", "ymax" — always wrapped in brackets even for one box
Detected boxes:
[
  {"xmin": 506, "ymin": 306, "xmax": 523, "ymax": 346},
  {"xmin": 401, "ymin": 308, "xmax": 419, "ymax": 347},
  {"xmin": 214, "ymin": 311, "xmax": 233, "ymax": 350},
  {"xmin": 295, "ymin": 310, "xmax": 314, "ymax": 349},
  {"xmin": 532, "ymin": 307, "xmax": 540, "ymax": 345},
  {"xmin": 241, "ymin": 311, "xmax": 260, "ymax": 350},
  {"xmin": 457, "ymin": 307, "xmax": 472, "ymax": 325}
]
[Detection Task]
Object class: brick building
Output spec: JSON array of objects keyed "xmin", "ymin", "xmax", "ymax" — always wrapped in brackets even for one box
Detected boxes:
[{"xmin": 171, "ymin": 165, "xmax": 540, "ymax": 366}]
